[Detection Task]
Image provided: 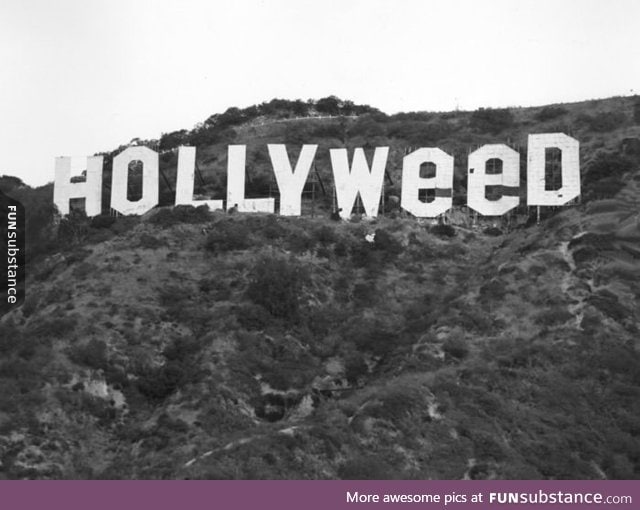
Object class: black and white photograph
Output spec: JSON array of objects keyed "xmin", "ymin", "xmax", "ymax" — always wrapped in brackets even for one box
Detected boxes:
[{"xmin": 1, "ymin": 0, "xmax": 640, "ymax": 480}]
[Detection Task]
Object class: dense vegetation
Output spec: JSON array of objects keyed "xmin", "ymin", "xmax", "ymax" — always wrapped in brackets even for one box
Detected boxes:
[{"xmin": 0, "ymin": 94, "xmax": 639, "ymax": 479}]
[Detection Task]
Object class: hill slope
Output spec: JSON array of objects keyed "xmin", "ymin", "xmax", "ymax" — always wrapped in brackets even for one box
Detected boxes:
[{"xmin": 0, "ymin": 96, "xmax": 639, "ymax": 479}]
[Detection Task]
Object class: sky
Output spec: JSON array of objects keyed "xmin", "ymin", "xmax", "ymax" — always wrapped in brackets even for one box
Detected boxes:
[{"xmin": 1, "ymin": 0, "xmax": 639, "ymax": 186}]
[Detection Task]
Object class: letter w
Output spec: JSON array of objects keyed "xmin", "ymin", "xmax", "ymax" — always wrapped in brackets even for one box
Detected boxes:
[{"xmin": 330, "ymin": 147, "xmax": 388, "ymax": 220}]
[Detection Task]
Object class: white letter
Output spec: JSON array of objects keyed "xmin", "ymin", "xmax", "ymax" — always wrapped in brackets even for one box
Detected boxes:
[
  {"xmin": 53, "ymin": 156, "xmax": 103, "ymax": 217},
  {"xmin": 268, "ymin": 144, "xmax": 317, "ymax": 216},
  {"xmin": 401, "ymin": 148, "xmax": 453, "ymax": 217},
  {"xmin": 111, "ymin": 146, "xmax": 159, "ymax": 215},
  {"xmin": 527, "ymin": 133, "xmax": 580, "ymax": 206},
  {"xmin": 467, "ymin": 144, "xmax": 519, "ymax": 216},
  {"xmin": 175, "ymin": 146, "xmax": 223, "ymax": 210},
  {"xmin": 226, "ymin": 145, "xmax": 275, "ymax": 213},
  {"xmin": 329, "ymin": 147, "xmax": 388, "ymax": 219}
]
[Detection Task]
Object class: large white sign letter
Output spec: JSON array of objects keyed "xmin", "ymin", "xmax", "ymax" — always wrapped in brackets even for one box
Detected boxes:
[
  {"xmin": 329, "ymin": 147, "xmax": 388, "ymax": 219},
  {"xmin": 527, "ymin": 133, "xmax": 580, "ymax": 206},
  {"xmin": 53, "ymin": 156, "xmax": 103, "ymax": 217},
  {"xmin": 401, "ymin": 148, "xmax": 453, "ymax": 218},
  {"xmin": 175, "ymin": 146, "xmax": 223, "ymax": 210},
  {"xmin": 111, "ymin": 146, "xmax": 159, "ymax": 215},
  {"xmin": 467, "ymin": 144, "xmax": 520, "ymax": 216},
  {"xmin": 226, "ymin": 145, "xmax": 275, "ymax": 213},
  {"xmin": 268, "ymin": 144, "xmax": 317, "ymax": 216}
]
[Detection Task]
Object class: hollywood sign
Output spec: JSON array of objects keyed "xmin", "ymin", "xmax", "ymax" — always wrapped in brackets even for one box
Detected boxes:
[{"xmin": 53, "ymin": 133, "xmax": 579, "ymax": 220}]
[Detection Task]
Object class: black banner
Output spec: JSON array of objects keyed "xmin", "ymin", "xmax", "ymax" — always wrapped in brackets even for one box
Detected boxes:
[{"xmin": 0, "ymin": 189, "xmax": 25, "ymax": 315}]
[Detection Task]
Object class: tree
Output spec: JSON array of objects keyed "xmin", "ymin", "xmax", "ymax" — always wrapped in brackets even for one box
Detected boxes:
[{"xmin": 316, "ymin": 96, "xmax": 342, "ymax": 116}]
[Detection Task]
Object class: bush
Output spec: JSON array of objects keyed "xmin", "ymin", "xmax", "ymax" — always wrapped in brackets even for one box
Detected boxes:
[
  {"xmin": 347, "ymin": 114, "xmax": 387, "ymax": 138},
  {"xmin": 25, "ymin": 316, "xmax": 77, "ymax": 339},
  {"xmin": 534, "ymin": 307, "xmax": 574, "ymax": 326},
  {"xmin": 205, "ymin": 221, "xmax": 251, "ymax": 253},
  {"xmin": 313, "ymin": 225, "xmax": 338, "ymax": 245},
  {"xmin": 138, "ymin": 233, "xmax": 165, "ymax": 249},
  {"xmin": 483, "ymin": 227, "xmax": 503, "ymax": 236},
  {"xmin": 583, "ymin": 152, "xmax": 633, "ymax": 201},
  {"xmin": 386, "ymin": 120, "xmax": 452, "ymax": 145},
  {"xmin": 137, "ymin": 360, "xmax": 191, "ymax": 401},
  {"xmin": 588, "ymin": 291, "xmax": 628, "ymax": 322},
  {"xmin": 235, "ymin": 303, "xmax": 273, "ymax": 330},
  {"xmin": 58, "ymin": 209, "xmax": 90, "ymax": 245},
  {"xmin": 246, "ymin": 253, "xmax": 309, "ymax": 320},
  {"xmin": 338, "ymin": 454, "xmax": 397, "ymax": 479},
  {"xmin": 535, "ymin": 106, "xmax": 568, "ymax": 122},
  {"xmin": 470, "ymin": 108, "xmax": 514, "ymax": 134},
  {"xmin": 373, "ymin": 229, "xmax": 403, "ymax": 259},
  {"xmin": 443, "ymin": 336, "xmax": 469, "ymax": 360},
  {"xmin": 149, "ymin": 205, "xmax": 212, "ymax": 227},
  {"xmin": 346, "ymin": 317, "xmax": 401, "ymax": 357},
  {"xmin": 0, "ymin": 321, "xmax": 21, "ymax": 354},
  {"xmin": 68, "ymin": 339, "xmax": 108, "ymax": 370},
  {"xmin": 285, "ymin": 229, "xmax": 315, "ymax": 253},
  {"xmin": 309, "ymin": 123, "xmax": 344, "ymax": 139},
  {"xmin": 431, "ymin": 224, "xmax": 456, "ymax": 238},
  {"xmin": 579, "ymin": 111, "xmax": 626, "ymax": 132},
  {"xmin": 163, "ymin": 336, "xmax": 202, "ymax": 362},
  {"xmin": 90, "ymin": 215, "xmax": 117, "ymax": 229}
]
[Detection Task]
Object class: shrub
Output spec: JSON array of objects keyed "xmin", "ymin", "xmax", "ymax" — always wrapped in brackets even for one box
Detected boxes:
[
  {"xmin": 109, "ymin": 216, "xmax": 140, "ymax": 235},
  {"xmin": 137, "ymin": 360, "xmax": 191, "ymax": 401},
  {"xmin": 535, "ymin": 106, "xmax": 568, "ymax": 122},
  {"xmin": 163, "ymin": 336, "xmax": 202, "ymax": 362},
  {"xmin": 58, "ymin": 209, "xmax": 90, "ymax": 245},
  {"xmin": 338, "ymin": 454, "xmax": 397, "ymax": 479},
  {"xmin": 443, "ymin": 336, "xmax": 469, "ymax": 360},
  {"xmin": 235, "ymin": 303, "xmax": 274, "ymax": 330},
  {"xmin": 204, "ymin": 221, "xmax": 251, "ymax": 253},
  {"xmin": 346, "ymin": 317, "xmax": 401, "ymax": 357},
  {"xmin": 534, "ymin": 307, "xmax": 574, "ymax": 326},
  {"xmin": 347, "ymin": 115, "xmax": 387, "ymax": 138},
  {"xmin": 313, "ymin": 225, "xmax": 337, "ymax": 245},
  {"xmin": 138, "ymin": 233, "xmax": 165, "ymax": 249},
  {"xmin": 483, "ymin": 227, "xmax": 503, "ymax": 236},
  {"xmin": 260, "ymin": 216, "xmax": 286, "ymax": 241},
  {"xmin": 588, "ymin": 290, "xmax": 628, "ymax": 322},
  {"xmin": 431, "ymin": 224, "xmax": 456, "ymax": 238},
  {"xmin": 25, "ymin": 316, "xmax": 77, "ymax": 339},
  {"xmin": 90, "ymin": 215, "xmax": 117, "ymax": 229},
  {"xmin": 310, "ymin": 123, "xmax": 344, "ymax": 139},
  {"xmin": 21, "ymin": 295, "xmax": 39, "ymax": 318},
  {"xmin": 159, "ymin": 129, "xmax": 188, "ymax": 151},
  {"xmin": 199, "ymin": 277, "xmax": 231, "ymax": 300},
  {"xmin": 246, "ymin": 253, "xmax": 309, "ymax": 320},
  {"xmin": 349, "ymin": 241, "xmax": 378, "ymax": 268},
  {"xmin": 470, "ymin": 108, "xmax": 514, "ymax": 134},
  {"xmin": 334, "ymin": 239, "xmax": 349, "ymax": 257},
  {"xmin": 344, "ymin": 353, "xmax": 369, "ymax": 384},
  {"xmin": 479, "ymin": 279, "xmax": 507, "ymax": 301},
  {"xmin": 68, "ymin": 339, "xmax": 108, "ymax": 370},
  {"xmin": 285, "ymin": 229, "xmax": 315, "ymax": 253},
  {"xmin": 579, "ymin": 111, "xmax": 626, "ymax": 132},
  {"xmin": 386, "ymin": 120, "xmax": 452, "ymax": 145},
  {"xmin": 0, "ymin": 321, "xmax": 21, "ymax": 354},
  {"xmin": 72, "ymin": 261, "xmax": 96, "ymax": 280},
  {"xmin": 583, "ymin": 152, "xmax": 633, "ymax": 201},
  {"xmin": 373, "ymin": 229, "xmax": 403, "ymax": 259},
  {"xmin": 149, "ymin": 205, "xmax": 212, "ymax": 227}
]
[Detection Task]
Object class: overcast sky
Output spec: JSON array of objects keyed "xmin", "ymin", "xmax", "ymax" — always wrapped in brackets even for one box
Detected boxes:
[{"xmin": 1, "ymin": 0, "xmax": 639, "ymax": 186}]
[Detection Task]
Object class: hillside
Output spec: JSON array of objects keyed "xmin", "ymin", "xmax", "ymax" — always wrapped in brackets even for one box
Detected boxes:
[{"xmin": 0, "ymin": 96, "xmax": 640, "ymax": 479}]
